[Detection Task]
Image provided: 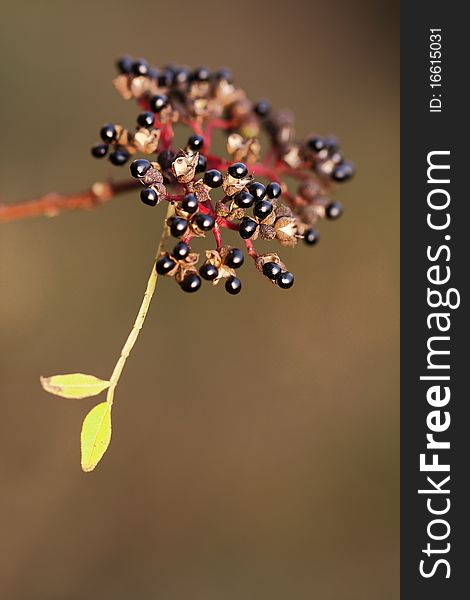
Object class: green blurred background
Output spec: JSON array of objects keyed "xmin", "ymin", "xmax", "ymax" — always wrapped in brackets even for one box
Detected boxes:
[{"xmin": 0, "ymin": 0, "xmax": 399, "ymax": 598}]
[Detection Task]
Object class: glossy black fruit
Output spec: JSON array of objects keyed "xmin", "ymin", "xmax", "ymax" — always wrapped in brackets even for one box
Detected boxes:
[
  {"xmin": 304, "ymin": 229, "xmax": 319, "ymax": 245},
  {"xmin": 194, "ymin": 213, "xmax": 215, "ymax": 231},
  {"xmin": 169, "ymin": 217, "xmax": 189, "ymax": 237},
  {"xmin": 228, "ymin": 162, "xmax": 248, "ymax": 179},
  {"xmin": 203, "ymin": 169, "xmax": 223, "ymax": 188},
  {"xmin": 225, "ymin": 276, "xmax": 242, "ymax": 295},
  {"xmin": 181, "ymin": 194, "xmax": 199, "ymax": 214},
  {"xmin": 156, "ymin": 256, "xmax": 176, "ymax": 275},
  {"xmin": 181, "ymin": 273, "xmax": 202, "ymax": 293},
  {"xmin": 100, "ymin": 123, "xmax": 117, "ymax": 143},
  {"xmin": 137, "ymin": 111, "xmax": 155, "ymax": 128},
  {"xmin": 325, "ymin": 202, "xmax": 343, "ymax": 219},
  {"xmin": 276, "ymin": 271, "xmax": 294, "ymax": 289},
  {"xmin": 199, "ymin": 263, "xmax": 218, "ymax": 281},
  {"xmin": 91, "ymin": 143, "xmax": 108, "ymax": 158},
  {"xmin": 172, "ymin": 241, "xmax": 190, "ymax": 260},
  {"xmin": 266, "ymin": 181, "xmax": 281, "ymax": 199},
  {"xmin": 140, "ymin": 188, "xmax": 158, "ymax": 206},
  {"xmin": 234, "ymin": 191, "xmax": 255, "ymax": 209},
  {"xmin": 130, "ymin": 158, "xmax": 151, "ymax": 178},
  {"xmin": 225, "ymin": 248, "xmax": 244, "ymax": 269},
  {"xmin": 239, "ymin": 218, "xmax": 258, "ymax": 239},
  {"xmin": 262, "ymin": 262, "xmax": 282, "ymax": 280},
  {"xmin": 109, "ymin": 148, "xmax": 129, "ymax": 166}
]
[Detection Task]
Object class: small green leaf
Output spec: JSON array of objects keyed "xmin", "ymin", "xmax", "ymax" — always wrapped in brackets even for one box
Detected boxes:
[
  {"xmin": 81, "ymin": 402, "xmax": 112, "ymax": 472},
  {"xmin": 40, "ymin": 373, "xmax": 110, "ymax": 399}
]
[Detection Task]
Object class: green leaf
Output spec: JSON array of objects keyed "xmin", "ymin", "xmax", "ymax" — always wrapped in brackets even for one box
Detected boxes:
[
  {"xmin": 81, "ymin": 402, "xmax": 112, "ymax": 472},
  {"xmin": 40, "ymin": 373, "xmax": 110, "ymax": 399}
]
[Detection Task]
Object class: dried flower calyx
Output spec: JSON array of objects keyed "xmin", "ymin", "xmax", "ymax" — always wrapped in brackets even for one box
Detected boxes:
[{"xmin": 90, "ymin": 55, "xmax": 355, "ymax": 294}]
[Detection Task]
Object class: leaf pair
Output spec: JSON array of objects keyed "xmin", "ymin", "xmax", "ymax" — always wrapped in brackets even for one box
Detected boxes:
[{"xmin": 40, "ymin": 373, "xmax": 112, "ymax": 472}]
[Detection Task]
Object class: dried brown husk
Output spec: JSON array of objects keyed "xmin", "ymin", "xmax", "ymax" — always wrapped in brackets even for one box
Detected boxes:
[
  {"xmin": 222, "ymin": 172, "xmax": 254, "ymax": 197},
  {"xmin": 266, "ymin": 110, "xmax": 295, "ymax": 149},
  {"xmin": 141, "ymin": 165, "xmax": 164, "ymax": 187},
  {"xmin": 133, "ymin": 128, "xmax": 161, "ymax": 154},
  {"xmin": 298, "ymin": 180, "xmax": 322, "ymax": 202},
  {"xmin": 159, "ymin": 251, "xmax": 200, "ymax": 283},
  {"xmin": 129, "ymin": 75, "xmax": 157, "ymax": 99},
  {"xmin": 226, "ymin": 134, "xmax": 261, "ymax": 163},
  {"xmin": 113, "ymin": 75, "xmax": 133, "ymax": 100},
  {"xmin": 274, "ymin": 216, "xmax": 298, "ymax": 246},
  {"xmin": 283, "ymin": 145, "xmax": 302, "ymax": 168},
  {"xmin": 193, "ymin": 180, "xmax": 211, "ymax": 204},
  {"xmin": 259, "ymin": 224, "xmax": 276, "ymax": 240},
  {"xmin": 255, "ymin": 252, "xmax": 286, "ymax": 273},
  {"xmin": 171, "ymin": 151, "xmax": 199, "ymax": 183},
  {"xmin": 202, "ymin": 249, "xmax": 236, "ymax": 285}
]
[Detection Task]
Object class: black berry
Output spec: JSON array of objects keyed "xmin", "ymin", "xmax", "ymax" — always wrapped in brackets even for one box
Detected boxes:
[
  {"xmin": 169, "ymin": 217, "xmax": 189, "ymax": 238},
  {"xmin": 140, "ymin": 188, "xmax": 158, "ymax": 206},
  {"xmin": 172, "ymin": 241, "xmax": 190, "ymax": 260},
  {"xmin": 187, "ymin": 134, "xmax": 204, "ymax": 151},
  {"xmin": 194, "ymin": 213, "xmax": 215, "ymax": 231},
  {"xmin": 214, "ymin": 67, "xmax": 233, "ymax": 82},
  {"xmin": 109, "ymin": 148, "xmax": 129, "ymax": 166},
  {"xmin": 158, "ymin": 69, "xmax": 174, "ymax": 87},
  {"xmin": 325, "ymin": 202, "xmax": 343, "ymax": 219},
  {"xmin": 91, "ymin": 143, "xmax": 108, "ymax": 158},
  {"xmin": 130, "ymin": 158, "xmax": 151, "ymax": 179},
  {"xmin": 203, "ymin": 169, "xmax": 223, "ymax": 188},
  {"xmin": 116, "ymin": 55, "xmax": 133, "ymax": 74},
  {"xmin": 234, "ymin": 191, "xmax": 255, "ymax": 209},
  {"xmin": 254, "ymin": 100, "xmax": 271, "ymax": 117},
  {"xmin": 266, "ymin": 181, "xmax": 281, "ymax": 199},
  {"xmin": 196, "ymin": 154, "xmax": 207, "ymax": 173},
  {"xmin": 248, "ymin": 181, "xmax": 266, "ymax": 201},
  {"xmin": 225, "ymin": 276, "xmax": 242, "ymax": 295},
  {"xmin": 239, "ymin": 218, "xmax": 258, "ymax": 239},
  {"xmin": 190, "ymin": 66, "xmax": 211, "ymax": 82},
  {"xmin": 148, "ymin": 67, "xmax": 159, "ymax": 81},
  {"xmin": 228, "ymin": 162, "xmax": 248, "ymax": 179},
  {"xmin": 304, "ymin": 229, "xmax": 319, "ymax": 245},
  {"xmin": 277, "ymin": 271, "xmax": 294, "ymax": 289},
  {"xmin": 262, "ymin": 262, "xmax": 282, "ymax": 280},
  {"xmin": 173, "ymin": 66, "xmax": 190, "ymax": 85},
  {"xmin": 181, "ymin": 273, "xmax": 201, "ymax": 293},
  {"xmin": 253, "ymin": 200, "xmax": 273, "ymax": 220},
  {"xmin": 131, "ymin": 59, "xmax": 150, "ymax": 77},
  {"xmin": 307, "ymin": 137, "xmax": 327, "ymax": 153},
  {"xmin": 326, "ymin": 137, "xmax": 339, "ymax": 154},
  {"xmin": 181, "ymin": 194, "xmax": 198, "ymax": 214},
  {"xmin": 199, "ymin": 263, "xmax": 218, "ymax": 281},
  {"xmin": 100, "ymin": 123, "xmax": 117, "ymax": 143},
  {"xmin": 225, "ymin": 248, "xmax": 244, "ymax": 269},
  {"xmin": 332, "ymin": 162, "xmax": 354, "ymax": 183},
  {"xmin": 137, "ymin": 111, "xmax": 155, "ymax": 128},
  {"xmin": 156, "ymin": 256, "xmax": 176, "ymax": 275},
  {"xmin": 149, "ymin": 94, "xmax": 168, "ymax": 113},
  {"xmin": 158, "ymin": 149, "xmax": 175, "ymax": 170}
]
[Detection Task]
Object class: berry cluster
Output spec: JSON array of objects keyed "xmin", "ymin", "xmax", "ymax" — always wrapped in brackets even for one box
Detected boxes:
[{"xmin": 91, "ymin": 55, "xmax": 355, "ymax": 293}]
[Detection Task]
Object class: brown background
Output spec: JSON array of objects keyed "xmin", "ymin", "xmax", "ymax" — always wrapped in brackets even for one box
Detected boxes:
[{"xmin": 0, "ymin": 0, "xmax": 399, "ymax": 598}]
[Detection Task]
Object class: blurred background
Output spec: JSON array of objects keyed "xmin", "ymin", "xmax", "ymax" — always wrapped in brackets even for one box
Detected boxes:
[{"xmin": 0, "ymin": 0, "xmax": 399, "ymax": 598}]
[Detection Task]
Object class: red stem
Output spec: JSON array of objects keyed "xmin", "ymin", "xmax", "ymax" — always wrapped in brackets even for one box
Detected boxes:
[
  {"xmin": 244, "ymin": 239, "xmax": 258, "ymax": 260},
  {"xmin": 212, "ymin": 222, "xmax": 222, "ymax": 249}
]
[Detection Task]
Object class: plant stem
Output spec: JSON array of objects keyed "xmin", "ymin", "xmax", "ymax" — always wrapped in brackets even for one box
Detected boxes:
[
  {"xmin": 106, "ymin": 201, "xmax": 174, "ymax": 406},
  {"xmin": 0, "ymin": 179, "xmax": 140, "ymax": 223}
]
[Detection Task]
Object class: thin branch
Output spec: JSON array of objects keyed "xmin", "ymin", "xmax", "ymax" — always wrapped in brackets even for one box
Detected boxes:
[
  {"xmin": 0, "ymin": 179, "xmax": 140, "ymax": 223},
  {"xmin": 106, "ymin": 201, "xmax": 174, "ymax": 406}
]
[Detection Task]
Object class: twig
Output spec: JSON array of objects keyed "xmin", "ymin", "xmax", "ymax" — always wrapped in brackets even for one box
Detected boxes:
[{"xmin": 0, "ymin": 179, "xmax": 140, "ymax": 223}]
